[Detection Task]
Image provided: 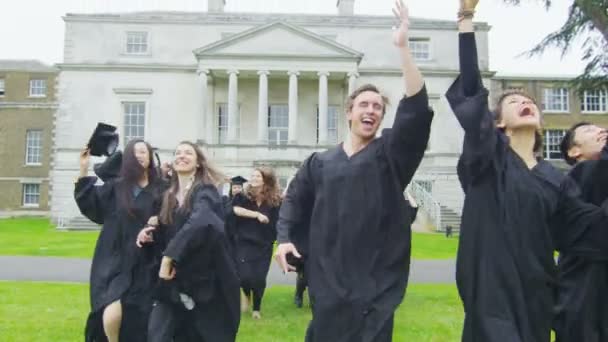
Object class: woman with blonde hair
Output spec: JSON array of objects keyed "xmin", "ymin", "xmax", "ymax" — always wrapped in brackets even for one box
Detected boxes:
[{"xmin": 232, "ymin": 166, "xmax": 282, "ymax": 319}]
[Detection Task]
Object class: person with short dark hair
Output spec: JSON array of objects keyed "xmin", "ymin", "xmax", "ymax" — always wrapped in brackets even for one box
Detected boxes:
[
  {"xmin": 554, "ymin": 122, "xmax": 608, "ymax": 342},
  {"xmin": 274, "ymin": 2, "xmax": 434, "ymax": 340}
]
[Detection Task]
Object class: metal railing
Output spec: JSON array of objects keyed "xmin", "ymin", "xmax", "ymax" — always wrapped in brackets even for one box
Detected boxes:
[{"xmin": 407, "ymin": 181, "xmax": 442, "ymax": 231}]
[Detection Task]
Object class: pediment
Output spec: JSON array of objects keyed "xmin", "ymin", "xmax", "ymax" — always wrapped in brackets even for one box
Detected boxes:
[{"xmin": 194, "ymin": 21, "xmax": 362, "ymax": 59}]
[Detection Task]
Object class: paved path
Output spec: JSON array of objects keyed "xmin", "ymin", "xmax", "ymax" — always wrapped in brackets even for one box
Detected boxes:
[{"xmin": 0, "ymin": 256, "xmax": 455, "ymax": 285}]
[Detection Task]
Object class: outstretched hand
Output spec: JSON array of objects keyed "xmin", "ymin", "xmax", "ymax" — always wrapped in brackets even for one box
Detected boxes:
[{"xmin": 392, "ymin": 0, "xmax": 410, "ymax": 48}]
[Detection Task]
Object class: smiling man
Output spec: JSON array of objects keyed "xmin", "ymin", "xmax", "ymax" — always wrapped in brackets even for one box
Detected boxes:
[
  {"xmin": 274, "ymin": 1, "xmax": 434, "ymax": 341},
  {"xmin": 554, "ymin": 122, "xmax": 608, "ymax": 342}
]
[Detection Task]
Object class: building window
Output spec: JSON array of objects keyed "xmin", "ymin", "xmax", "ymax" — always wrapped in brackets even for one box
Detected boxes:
[
  {"xmin": 414, "ymin": 180, "xmax": 433, "ymax": 193},
  {"xmin": 126, "ymin": 32, "xmax": 148, "ymax": 54},
  {"xmin": 317, "ymin": 105, "xmax": 339, "ymax": 144},
  {"xmin": 542, "ymin": 88, "xmax": 569, "ymax": 112},
  {"xmin": 0, "ymin": 79, "xmax": 5, "ymax": 96},
  {"xmin": 217, "ymin": 103, "xmax": 240, "ymax": 143},
  {"xmin": 408, "ymin": 38, "xmax": 431, "ymax": 61},
  {"xmin": 29, "ymin": 79, "xmax": 47, "ymax": 97},
  {"xmin": 543, "ymin": 129, "xmax": 566, "ymax": 160},
  {"xmin": 268, "ymin": 105, "xmax": 289, "ymax": 145},
  {"xmin": 123, "ymin": 102, "xmax": 145, "ymax": 143},
  {"xmin": 25, "ymin": 130, "xmax": 42, "ymax": 165},
  {"xmin": 22, "ymin": 183, "xmax": 40, "ymax": 207},
  {"xmin": 581, "ymin": 90, "xmax": 607, "ymax": 113}
]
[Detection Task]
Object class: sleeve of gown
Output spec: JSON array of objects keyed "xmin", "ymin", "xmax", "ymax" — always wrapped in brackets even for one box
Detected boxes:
[
  {"xmin": 552, "ymin": 178, "xmax": 608, "ymax": 258},
  {"xmin": 592, "ymin": 143, "xmax": 608, "ymax": 200},
  {"xmin": 74, "ymin": 176, "xmax": 114, "ymax": 224},
  {"xmin": 163, "ymin": 185, "xmax": 224, "ymax": 264},
  {"xmin": 276, "ymin": 154, "xmax": 316, "ymax": 244},
  {"xmin": 383, "ymin": 86, "xmax": 434, "ymax": 189},
  {"xmin": 445, "ymin": 32, "xmax": 500, "ymax": 188}
]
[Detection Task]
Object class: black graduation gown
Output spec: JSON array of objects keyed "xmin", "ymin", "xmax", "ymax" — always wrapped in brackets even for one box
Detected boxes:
[
  {"xmin": 554, "ymin": 144, "xmax": 608, "ymax": 342},
  {"xmin": 222, "ymin": 194, "xmax": 238, "ymax": 254},
  {"xmin": 277, "ymin": 86, "xmax": 433, "ymax": 342},
  {"xmin": 74, "ymin": 176, "xmax": 164, "ymax": 342},
  {"xmin": 150, "ymin": 184, "xmax": 240, "ymax": 342},
  {"xmin": 232, "ymin": 193, "xmax": 279, "ymax": 290},
  {"xmin": 447, "ymin": 32, "xmax": 608, "ymax": 342}
]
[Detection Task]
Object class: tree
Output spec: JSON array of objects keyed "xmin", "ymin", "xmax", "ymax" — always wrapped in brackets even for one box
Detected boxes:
[{"xmin": 504, "ymin": 0, "xmax": 608, "ymax": 92}]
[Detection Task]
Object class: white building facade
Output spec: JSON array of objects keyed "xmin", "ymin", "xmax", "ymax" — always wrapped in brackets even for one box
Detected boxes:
[{"xmin": 51, "ymin": 0, "xmax": 492, "ymax": 229}]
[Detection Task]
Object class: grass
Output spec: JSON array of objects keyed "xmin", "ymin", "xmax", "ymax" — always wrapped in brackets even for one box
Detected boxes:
[
  {"xmin": 0, "ymin": 218, "xmax": 459, "ymax": 259},
  {"xmin": 411, "ymin": 232, "xmax": 459, "ymax": 259},
  {"xmin": 0, "ymin": 218, "xmax": 98, "ymax": 258},
  {"xmin": 0, "ymin": 282, "xmax": 463, "ymax": 342}
]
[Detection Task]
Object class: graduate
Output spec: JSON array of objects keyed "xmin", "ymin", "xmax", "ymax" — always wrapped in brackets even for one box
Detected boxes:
[
  {"xmin": 446, "ymin": 1, "xmax": 608, "ymax": 341},
  {"xmin": 554, "ymin": 123, "xmax": 608, "ymax": 342},
  {"xmin": 222, "ymin": 176, "xmax": 248, "ymax": 252},
  {"xmin": 137, "ymin": 141, "xmax": 240, "ymax": 342},
  {"xmin": 232, "ymin": 167, "xmax": 281, "ymax": 319},
  {"xmin": 75, "ymin": 125, "xmax": 164, "ymax": 342},
  {"xmin": 274, "ymin": 1, "xmax": 434, "ymax": 340}
]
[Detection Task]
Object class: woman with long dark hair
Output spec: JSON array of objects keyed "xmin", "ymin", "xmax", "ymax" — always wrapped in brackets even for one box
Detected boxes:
[
  {"xmin": 232, "ymin": 166, "xmax": 281, "ymax": 319},
  {"xmin": 75, "ymin": 139, "xmax": 164, "ymax": 342},
  {"xmin": 138, "ymin": 141, "xmax": 240, "ymax": 342},
  {"xmin": 447, "ymin": 1, "xmax": 608, "ymax": 341}
]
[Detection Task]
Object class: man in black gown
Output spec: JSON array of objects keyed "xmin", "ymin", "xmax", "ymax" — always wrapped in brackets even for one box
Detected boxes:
[
  {"xmin": 554, "ymin": 123, "xmax": 608, "ymax": 342},
  {"xmin": 275, "ymin": 1, "xmax": 434, "ymax": 341}
]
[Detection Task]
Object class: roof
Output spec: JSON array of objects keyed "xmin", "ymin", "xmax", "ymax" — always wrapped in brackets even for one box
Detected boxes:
[{"xmin": 0, "ymin": 60, "xmax": 57, "ymax": 72}]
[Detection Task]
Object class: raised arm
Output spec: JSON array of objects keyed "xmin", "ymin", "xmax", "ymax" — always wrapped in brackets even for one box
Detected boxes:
[
  {"xmin": 445, "ymin": 0, "xmax": 502, "ymax": 188},
  {"xmin": 74, "ymin": 149, "xmax": 115, "ymax": 224},
  {"xmin": 385, "ymin": 0, "xmax": 434, "ymax": 189}
]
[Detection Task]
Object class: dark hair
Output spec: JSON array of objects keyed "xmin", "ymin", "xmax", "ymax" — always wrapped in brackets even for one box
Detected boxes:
[
  {"xmin": 117, "ymin": 139, "xmax": 158, "ymax": 217},
  {"xmin": 160, "ymin": 141, "xmax": 224, "ymax": 224},
  {"xmin": 244, "ymin": 166, "xmax": 282, "ymax": 208},
  {"xmin": 493, "ymin": 90, "xmax": 543, "ymax": 155},
  {"xmin": 346, "ymin": 84, "xmax": 390, "ymax": 128},
  {"xmin": 560, "ymin": 122, "xmax": 592, "ymax": 165}
]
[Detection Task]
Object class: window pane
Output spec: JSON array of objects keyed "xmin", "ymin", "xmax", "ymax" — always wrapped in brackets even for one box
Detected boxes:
[
  {"xmin": 543, "ymin": 129, "xmax": 566, "ymax": 160},
  {"xmin": 25, "ymin": 130, "xmax": 42, "ymax": 164},
  {"xmin": 22, "ymin": 183, "xmax": 40, "ymax": 205},
  {"xmin": 126, "ymin": 32, "xmax": 148, "ymax": 54},
  {"xmin": 0, "ymin": 79, "xmax": 5, "ymax": 96},
  {"xmin": 29, "ymin": 79, "xmax": 47, "ymax": 96},
  {"xmin": 123, "ymin": 102, "xmax": 145, "ymax": 143},
  {"xmin": 268, "ymin": 105, "xmax": 289, "ymax": 145},
  {"xmin": 543, "ymin": 88, "xmax": 569, "ymax": 112}
]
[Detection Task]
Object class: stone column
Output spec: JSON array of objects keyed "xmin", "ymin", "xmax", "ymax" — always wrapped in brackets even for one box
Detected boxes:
[
  {"xmin": 317, "ymin": 71, "xmax": 330, "ymax": 145},
  {"xmin": 348, "ymin": 71, "xmax": 359, "ymax": 95},
  {"xmin": 227, "ymin": 69, "xmax": 239, "ymax": 143},
  {"xmin": 257, "ymin": 70, "xmax": 270, "ymax": 144},
  {"xmin": 288, "ymin": 70, "xmax": 299, "ymax": 144},
  {"xmin": 197, "ymin": 69, "xmax": 212, "ymax": 143}
]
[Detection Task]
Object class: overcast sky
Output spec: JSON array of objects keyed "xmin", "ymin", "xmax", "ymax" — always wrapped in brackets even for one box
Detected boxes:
[{"xmin": 0, "ymin": 0, "xmax": 587, "ymax": 76}]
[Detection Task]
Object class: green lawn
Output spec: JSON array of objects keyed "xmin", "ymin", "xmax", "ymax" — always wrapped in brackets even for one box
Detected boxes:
[
  {"xmin": 411, "ymin": 232, "xmax": 459, "ymax": 259},
  {"xmin": 0, "ymin": 218, "xmax": 459, "ymax": 259},
  {"xmin": 0, "ymin": 282, "xmax": 463, "ymax": 342},
  {"xmin": 0, "ymin": 218, "xmax": 98, "ymax": 258}
]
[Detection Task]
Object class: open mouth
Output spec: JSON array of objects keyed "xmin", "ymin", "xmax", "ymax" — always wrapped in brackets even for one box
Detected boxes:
[
  {"xmin": 519, "ymin": 106, "xmax": 535, "ymax": 118},
  {"xmin": 361, "ymin": 117, "xmax": 375, "ymax": 128}
]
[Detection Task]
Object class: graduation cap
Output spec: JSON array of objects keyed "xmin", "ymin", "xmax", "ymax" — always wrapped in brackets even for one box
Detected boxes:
[
  {"xmin": 88, "ymin": 123, "xmax": 119, "ymax": 157},
  {"xmin": 230, "ymin": 176, "xmax": 248, "ymax": 185},
  {"xmin": 93, "ymin": 150, "xmax": 123, "ymax": 182}
]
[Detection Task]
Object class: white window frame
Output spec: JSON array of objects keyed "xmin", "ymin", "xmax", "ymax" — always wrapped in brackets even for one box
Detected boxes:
[
  {"xmin": 126, "ymin": 31, "xmax": 149, "ymax": 55},
  {"xmin": 408, "ymin": 38, "xmax": 432, "ymax": 62},
  {"xmin": 268, "ymin": 104, "xmax": 290, "ymax": 146},
  {"xmin": 25, "ymin": 130, "xmax": 43, "ymax": 165},
  {"xmin": 543, "ymin": 129, "xmax": 566, "ymax": 160},
  {"xmin": 316, "ymin": 105, "xmax": 340, "ymax": 145},
  {"xmin": 122, "ymin": 101, "xmax": 146, "ymax": 144},
  {"xmin": 581, "ymin": 90, "xmax": 607, "ymax": 113},
  {"xmin": 217, "ymin": 103, "xmax": 241, "ymax": 144},
  {"xmin": 542, "ymin": 88, "xmax": 569, "ymax": 113},
  {"xmin": 22, "ymin": 183, "xmax": 40, "ymax": 207},
  {"xmin": 0, "ymin": 78, "xmax": 5, "ymax": 97},
  {"xmin": 29, "ymin": 79, "xmax": 47, "ymax": 97}
]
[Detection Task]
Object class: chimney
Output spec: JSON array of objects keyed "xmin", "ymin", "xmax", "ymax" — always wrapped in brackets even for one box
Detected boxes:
[
  {"xmin": 336, "ymin": 0, "xmax": 355, "ymax": 16},
  {"xmin": 208, "ymin": 0, "xmax": 226, "ymax": 13}
]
